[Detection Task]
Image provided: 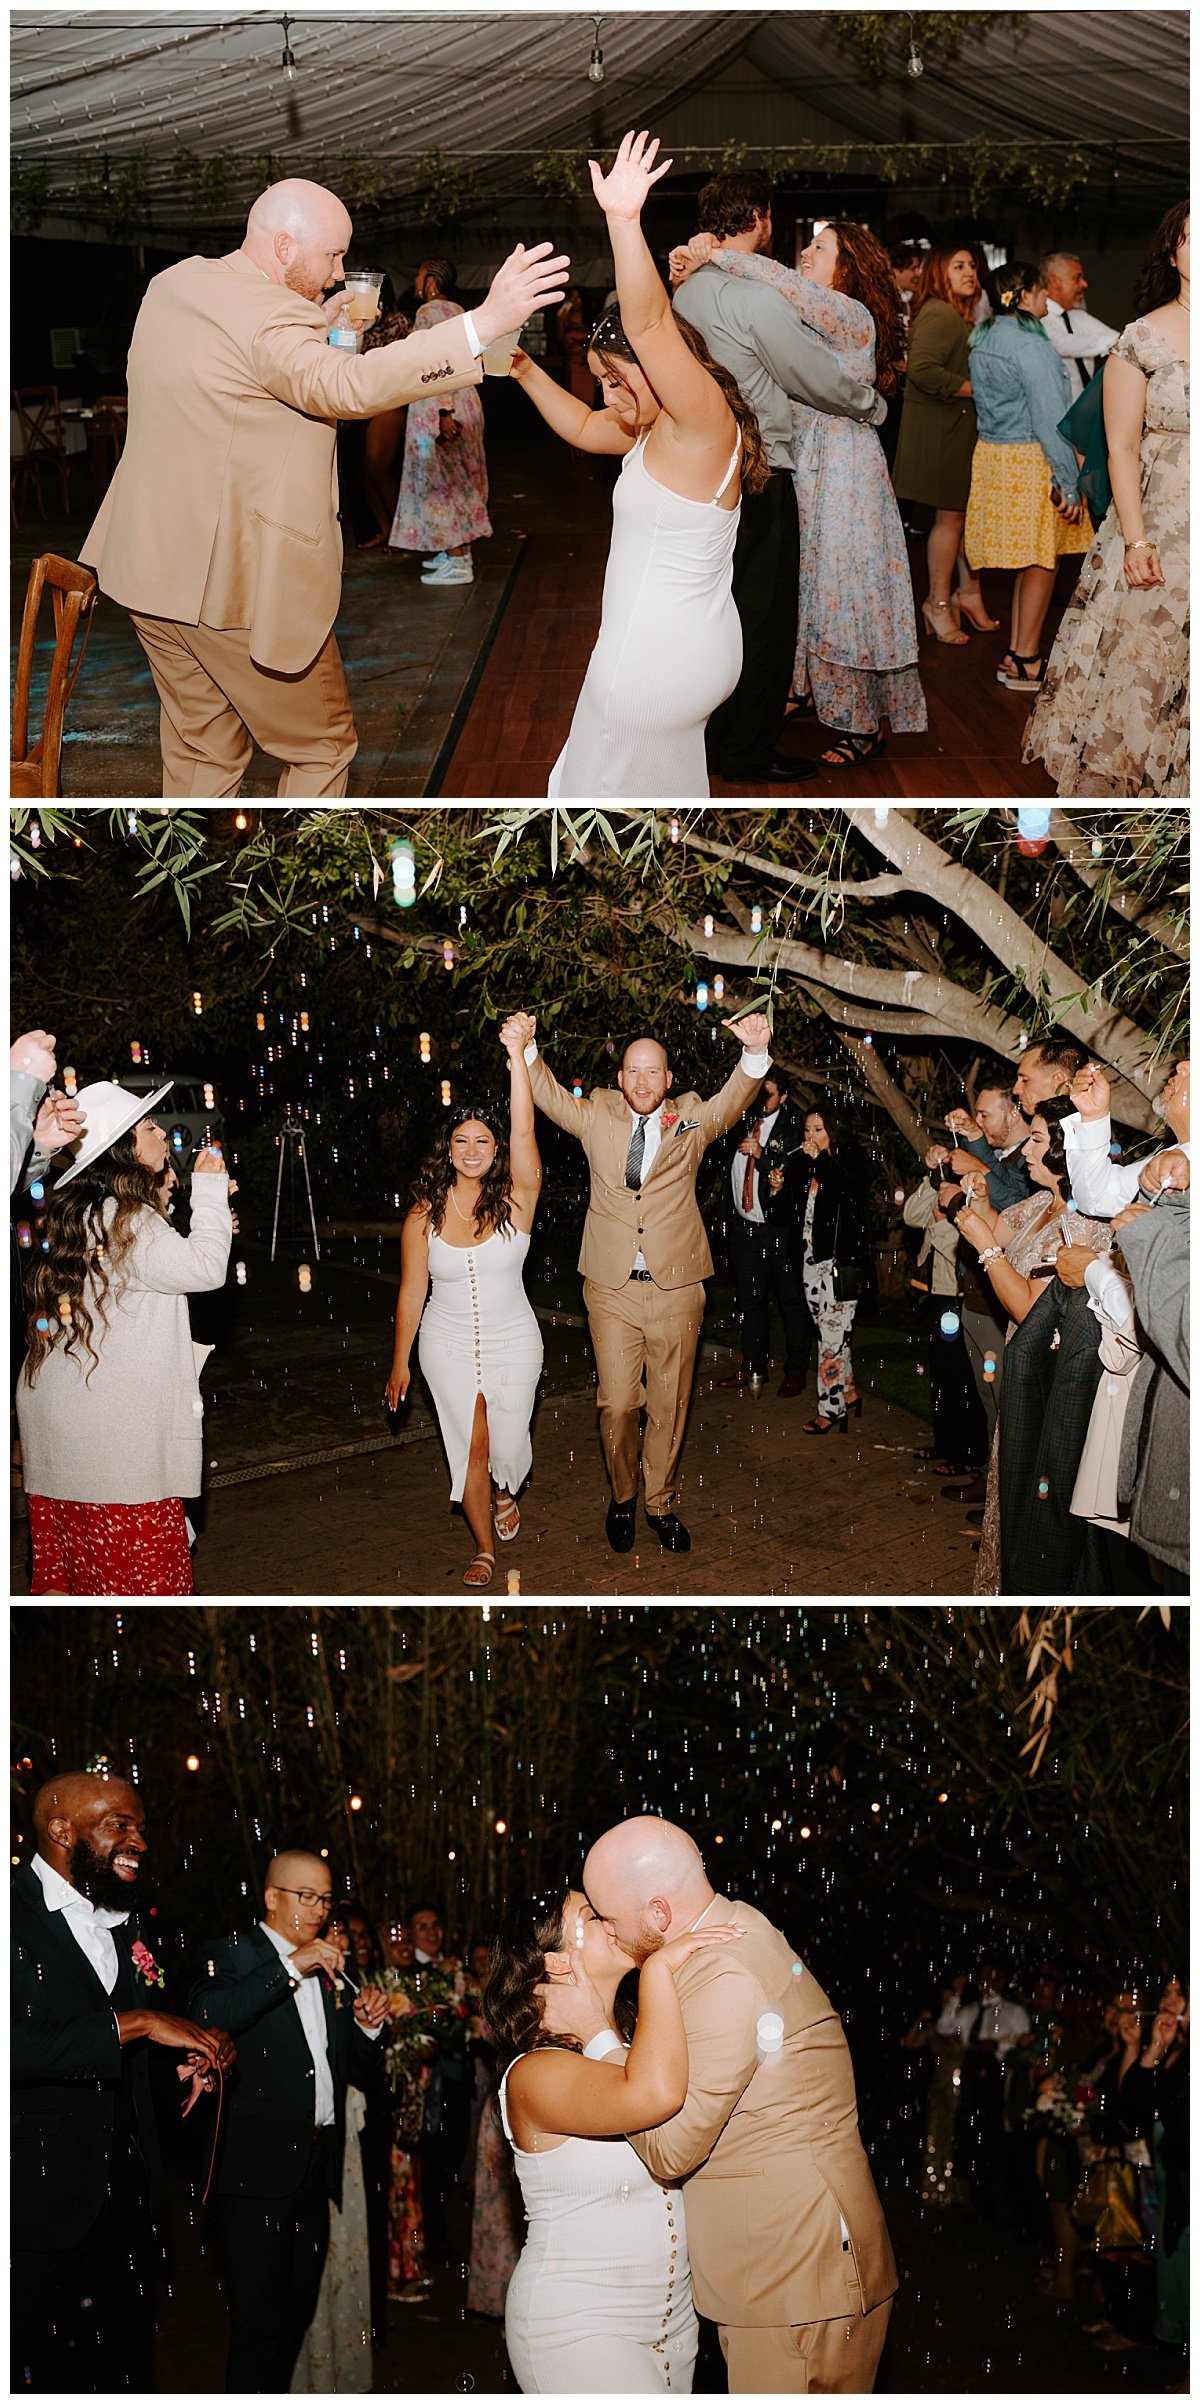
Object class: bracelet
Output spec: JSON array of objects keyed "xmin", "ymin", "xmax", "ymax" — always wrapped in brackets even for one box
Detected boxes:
[
  {"xmin": 1125, "ymin": 539, "xmax": 1155, "ymax": 551},
  {"xmin": 978, "ymin": 1245, "xmax": 1003, "ymax": 1267}
]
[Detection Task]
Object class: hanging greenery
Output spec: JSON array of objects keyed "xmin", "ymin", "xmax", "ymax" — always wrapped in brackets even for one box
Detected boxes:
[
  {"xmin": 822, "ymin": 10, "xmax": 1031, "ymax": 81},
  {"xmin": 410, "ymin": 144, "xmax": 478, "ymax": 226},
  {"xmin": 531, "ymin": 148, "xmax": 585, "ymax": 208}
]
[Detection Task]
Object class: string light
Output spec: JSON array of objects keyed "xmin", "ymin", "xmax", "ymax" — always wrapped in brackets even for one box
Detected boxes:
[
  {"xmin": 280, "ymin": 11, "xmax": 297, "ymax": 80},
  {"xmin": 419, "ymin": 1031, "xmax": 432, "ymax": 1063},
  {"xmin": 440, "ymin": 1079, "xmax": 452, "ymax": 1106},
  {"xmin": 130, "ymin": 1040, "xmax": 142, "ymax": 1063},
  {"xmin": 703, "ymin": 914, "xmax": 714, "ymax": 939},
  {"xmin": 297, "ymin": 1264, "xmax": 313, "ymax": 1292},
  {"xmin": 192, "ymin": 991, "xmax": 203, "ymax": 1015},
  {"xmin": 587, "ymin": 12, "xmax": 605, "ymax": 82}
]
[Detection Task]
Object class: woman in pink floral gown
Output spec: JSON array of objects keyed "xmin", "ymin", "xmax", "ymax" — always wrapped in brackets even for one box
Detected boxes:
[
  {"xmin": 674, "ymin": 220, "xmax": 926, "ymax": 766},
  {"xmin": 389, "ymin": 261, "xmax": 492, "ymax": 586}
]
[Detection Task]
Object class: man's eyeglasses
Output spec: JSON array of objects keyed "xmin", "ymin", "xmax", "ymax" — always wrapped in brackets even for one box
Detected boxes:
[{"xmin": 272, "ymin": 1887, "xmax": 333, "ymax": 1908}]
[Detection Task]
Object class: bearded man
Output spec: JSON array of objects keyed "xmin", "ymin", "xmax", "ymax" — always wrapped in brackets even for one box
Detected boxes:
[{"xmin": 11, "ymin": 1769, "xmax": 235, "ymax": 2394}]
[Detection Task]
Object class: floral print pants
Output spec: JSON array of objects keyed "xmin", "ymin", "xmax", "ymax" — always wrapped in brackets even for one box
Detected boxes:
[{"xmin": 802, "ymin": 1259, "xmax": 858, "ymax": 1421}]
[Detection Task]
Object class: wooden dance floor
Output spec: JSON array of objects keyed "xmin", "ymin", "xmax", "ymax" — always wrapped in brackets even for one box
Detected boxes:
[{"xmin": 15, "ymin": 413, "xmax": 1059, "ymax": 800}]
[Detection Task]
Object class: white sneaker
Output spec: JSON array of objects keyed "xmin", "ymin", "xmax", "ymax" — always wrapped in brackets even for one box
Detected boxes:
[
  {"xmin": 421, "ymin": 551, "xmax": 447, "ymax": 569},
  {"xmin": 421, "ymin": 556, "xmax": 473, "ymax": 585}
]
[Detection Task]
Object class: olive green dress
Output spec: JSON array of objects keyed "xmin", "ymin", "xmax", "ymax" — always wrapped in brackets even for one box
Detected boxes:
[{"xmin": 892, "ymin": 297, "xmax": 977, "ymax": 511}]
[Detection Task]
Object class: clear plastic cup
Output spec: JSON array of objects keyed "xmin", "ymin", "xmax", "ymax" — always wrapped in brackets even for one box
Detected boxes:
[
  {"xmin": 342, "ymin": 269, "xmax": 384, "ymax": 342},
  {"xmin": 482, "ymin": 326, "xmax": 523, "ymax": 377}
]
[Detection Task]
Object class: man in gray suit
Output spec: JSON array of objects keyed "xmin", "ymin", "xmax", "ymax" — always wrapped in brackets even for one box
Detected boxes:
[{"xmin": 672, "ymin": 171, "xmax": 884, "ymax": 786}]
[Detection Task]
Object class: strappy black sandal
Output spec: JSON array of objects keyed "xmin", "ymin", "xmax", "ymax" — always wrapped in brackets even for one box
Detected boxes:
[
  {"xmin": 783, "ymin": 689, "xmax": 818, "ymax": 721},
  {"xmin": 996, "ymin": 652, "xmax": 1044, "ymax": 691},
  {"xmin": 819, "ymin": 730, "xmax": 886, "ymax": 769}
]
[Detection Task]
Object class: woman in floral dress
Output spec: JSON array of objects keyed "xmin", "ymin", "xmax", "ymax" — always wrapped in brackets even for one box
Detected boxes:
[
  {"xmin": 1025, "ymin": 202, "xmax": 1189, "ymax": 795},
  {"xmin": 674, "ymin": 220, "xmax": 927, "ymax": 766},
  {"xmin": 389, "ymin": 258, "xmax": 492, "ymax": 588}
]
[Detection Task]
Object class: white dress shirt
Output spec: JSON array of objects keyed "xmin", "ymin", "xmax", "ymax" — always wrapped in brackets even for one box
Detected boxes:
[
  {"xmin": 260, "ymin": 1919, "xmax": 336, "ymax": 2125},
  {"xmin": 1062, "ymin": 1109, "xmax": 1190, "ymax": 1217},
  {"xmin": 31, "ymin": 1849, "xmax": 128, "ymax": 1996},
  {"xmin": 973, "ymin": 1991, "xmax": 1031, "ymax": 2058},
  {"xmin": 1044, "ymin": 296, "xmax": 1119, "ymax": 402},
  {"xmin": 730, "ymin": 1105, "xmax": 780, "ymax": 1225}
]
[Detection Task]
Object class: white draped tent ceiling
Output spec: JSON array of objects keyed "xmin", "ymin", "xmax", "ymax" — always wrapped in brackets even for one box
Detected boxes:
[{"xmin": 11, "ymin": 6, "xmax": 1189, "ymax": 267}]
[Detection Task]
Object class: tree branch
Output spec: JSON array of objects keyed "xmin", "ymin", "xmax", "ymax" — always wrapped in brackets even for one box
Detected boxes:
[
  {"xmin": 686, "ymin": 832, "xmax": 910, "ymax": 904},
  {"xmin": 1048, "ymin": 813, "xmax": 1189, "ymax": 962},
  {"xmin": 834, "ymin": 1032, "xmax": 930, "ymax": 1152}
]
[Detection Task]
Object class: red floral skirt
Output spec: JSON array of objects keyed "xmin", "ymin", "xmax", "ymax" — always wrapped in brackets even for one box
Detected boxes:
[{"xmin": 28, "ymin": 1496, "xmax": 194, "ymax": 1595}]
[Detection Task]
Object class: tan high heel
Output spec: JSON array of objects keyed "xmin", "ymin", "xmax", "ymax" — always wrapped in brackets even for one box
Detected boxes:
[
  {"xmin": 954, "ymin": 589, "xmax": 1001, "ymax": 633},
  {"xmin": 922, "ymin": 598, "xmax": 969, "ymax": 646}
]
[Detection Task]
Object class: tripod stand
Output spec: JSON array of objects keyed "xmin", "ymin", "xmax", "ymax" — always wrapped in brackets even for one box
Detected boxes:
[{"xmin": 270, "ymin": 1118, "xmax": 321, "ymax": 1262}]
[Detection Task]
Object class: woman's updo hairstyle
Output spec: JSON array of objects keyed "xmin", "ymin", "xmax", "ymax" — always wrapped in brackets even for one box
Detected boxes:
[
  {"xmin": 1034, "ymin": 1093, "xmax": 1075, "ymax": 1200},
  {"xmin": 484, "ymin": 1893, "xmax": 583, "ymax": 2063},
  {"xmin": 993, "ymin": 260, "xmax": 1042, "ymax": 316}
]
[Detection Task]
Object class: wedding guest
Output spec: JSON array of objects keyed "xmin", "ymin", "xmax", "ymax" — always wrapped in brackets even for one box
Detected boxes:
[
  {"xmin": 342, "ymin": 1906, "xmax": 392, "ymax": 2347},
  {"xmin": 1113, "ymin": 1179, "xmax": 1190, "ymax": 1593},
  {"xmin": 964, "ymin": 261, "xmax": 1092, "ymax": 693},
  {"xmin": 951, "ymin": 1096, "xmax": 1111, "ymax": 1593},
  {"xmin": 408, "ymin": 1907, "xmax": 472, "ymax": 2262},
  {"xmin": 465, "ymin": 1974, "xmax": 523, "ymax": 2320},
  {"xmin": 1116, "ymin": 1982, "xmax": 1190, "ymax": 2360},
  {"xmin": 953, "ymin": 1962, "xmax": 1031, "ymax": 2221},
  {"xmin": 189, "ymin": 1849, "xmax": 389, "ymax": 2393},
  {"xmin": 385, "ymin": 1026, "xmax": 543, "ymax": 1590},
  {"xmin": 1026, "ymin": 203, "xmax": 1189, "ymax": 796},
  {"xmin": 16, "ymin": 1081, "xmax": 233, "ymax": 1595},
  {"xmin": 389, "ymin": 258, "xmax": 492, "ymax": 588},
  {"xmin": 80, "ymin": 180, "xmax": 567, "ymax": 796},
  {"xmin": 1062, "ymin": 1057, "xmax": 1190, "ymax": 1217},
  {"xmin": 893, "ymin": 247, "xmax": 998, "ymax": 644},
  {"xmin": 1012, "ymin": 1036, "xmax": 1090, "ymax": 1115},
  {"xmin": 512, "ymin": 1004, "xmax": 771, "ymax": 1553},
  {"xmin": 10, "ymin": 1028, "xmax": 83, "ymax": 1193},
  {"xmin": 903, "ymin": 1156, "xmax": 988, "ymax": 1477},
  {"xmin": 717, "ymin": 1069, "xmax": 812, "ymax": 1396},
  {"xmin": 884, "ymin": 240, "xmax": 924, "ymax": 483},
  {"xmin": 943, "ymin": 1080, "xmax": 1035, "ymax": 1211},
  {"xmin": 12, "ymin": 1770, "xmax": 234, "ymax": 2395},
  {"xmin": 556, "ymin": 286, "xmax": 596, "ymax": 404},
  {"xmin": 510, "ymin": 134, "xmax": 770, "ymax": 798},
  {"xmin": 360, "ymin": 287, "xmax": 414, "ymax": 546},
  {"xmin": 291, "ymin": 1906, "xmax": 376, "ymax": 2394},
  {"xmin": 789, "ymin": 1105, "xmax": 868, "ymax": 1434},
  {"xmin": 1040, "ymin": 250, "xmax": 1120, "ymax": 401},
  {"xmin": 902, "ymin": 1972, "xmax": 971, "ymax": 2210},
  {"xmin": 672, "ymin": 170, "xmax": 886, "ymax": 784},
  {"xmin": 381, "ymin": 1925, "xmax": 433, "ymax": 2300},
  {"xmin": 674, "ymin": 218, "xmax": 926, "ymax": 767}
]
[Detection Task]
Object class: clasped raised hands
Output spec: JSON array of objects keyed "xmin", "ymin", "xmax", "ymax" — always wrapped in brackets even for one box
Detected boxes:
[
  {"xmin": 589, "ymin": 129, "xmax": 673, "ymax": 222},
  {"xmin": 499, "ymin": 1010, "xmax": 537, "ymax": 1058}
]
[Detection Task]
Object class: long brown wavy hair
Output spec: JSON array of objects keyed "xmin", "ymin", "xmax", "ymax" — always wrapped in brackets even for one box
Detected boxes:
[
  {"xmin": 484, "ymin": 1894, "xmax": 584, "ymax": 2065},
  {"xmin": 590, "ymin": 308, "xmax": 772, "ymax": 495},
  {"xmin": 409, "ymin": 1102, "xmax": 514, "ymax": 1237},
  {"xmin": 24, "ymin": 1130, "xmax": 168, "ymax": 1386},
  {"xmin": 911, "ymin": 245, "xmax": 978, "ymax": 327},
  {"xmin": 823, "ymin": 219, "xmax": 906, "ymax": 398},
  {"xmin": 1132, "ymin": 200, "xmax": 1190, "ymax": 315}
]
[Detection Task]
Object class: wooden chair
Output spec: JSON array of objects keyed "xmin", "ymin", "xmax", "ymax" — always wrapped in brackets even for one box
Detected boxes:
[
  {"xmin": 11, "ymin": 554, "xmax": 98, "ymax": 797},
  {"xmin": 11, "ymin": 385, "xmax": 73, "ymax": 524}
]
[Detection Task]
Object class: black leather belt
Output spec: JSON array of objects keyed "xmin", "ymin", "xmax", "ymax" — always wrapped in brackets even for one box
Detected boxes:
[{"xmin": 629, "ymin": 1268, "xmax": 653, "ymax": 1281}]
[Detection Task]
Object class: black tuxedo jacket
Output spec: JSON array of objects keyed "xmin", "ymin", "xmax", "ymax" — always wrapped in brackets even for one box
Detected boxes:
[
  {"xmin": 11, "ymin": 1860, "xmax": 164, "ymax": 2252},
  {"xmin": 189, "ymin": 1925, "xmax": 382, "ymax": 2205}
]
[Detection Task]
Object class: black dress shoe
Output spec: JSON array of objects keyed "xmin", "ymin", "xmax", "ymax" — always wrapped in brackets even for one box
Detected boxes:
[
  {"xmin": 644, "ymin": 1511, "xmax": 691, "ymax": 1552},
  {"xmin": 777, "ymin": 1374, "xmax": 807, "ymax": 1397},
  {"xmin": 606, "ymin": 1496, "xmax": 637, "ymax": 1553}
]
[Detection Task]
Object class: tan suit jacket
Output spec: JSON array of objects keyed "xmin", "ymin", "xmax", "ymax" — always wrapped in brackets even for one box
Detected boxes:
[
  {"xmin": 629, "ymin": 1898, "xmax": 898, "ymax": 2329},
  {"xmin": 528, "ymin": 1052, "xmax": 759, "ymax": 1290},
  {"xmin": 80, "ymin": 251, "xmax": 483, "ymax": 673}
]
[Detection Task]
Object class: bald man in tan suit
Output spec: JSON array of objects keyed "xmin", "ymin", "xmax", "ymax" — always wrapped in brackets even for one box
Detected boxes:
[
  {"xmin": 545, "ymin": 1816, "xmax": 897, "ymax": 2394},
  {"xmin": 502, "ymin": 1008, "xmax": 770, "ymax": 1554},
  {"xmin": 81, "ymin": 180, "xmax": 568, "ymax": 796}
]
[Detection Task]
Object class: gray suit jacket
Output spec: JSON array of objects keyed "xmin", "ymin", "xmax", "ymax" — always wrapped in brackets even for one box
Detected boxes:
[{"xmin": 674, "ymin": 266, "xmax": 884, "ymax": 468}]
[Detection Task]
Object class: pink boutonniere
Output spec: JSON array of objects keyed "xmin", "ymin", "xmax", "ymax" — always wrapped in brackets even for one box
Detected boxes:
[
  {"xmin": 660, "ymin": 1110, "xmax": 679, "ymax": 1132},
  {"xmin": 130, "ymin": 1938, "xmax": 165, "ymax": 1990}
]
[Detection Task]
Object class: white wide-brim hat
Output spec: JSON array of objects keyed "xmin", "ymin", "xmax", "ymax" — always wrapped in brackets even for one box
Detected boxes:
[{"xmin": 54, "ymin": 1078, "xmax": 174, "ymax": 1185}]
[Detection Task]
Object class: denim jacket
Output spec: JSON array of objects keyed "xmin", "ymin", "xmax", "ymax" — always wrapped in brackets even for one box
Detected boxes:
[{"xmin": 967, "ymin": 317, "xmax": 1080, "ymax": 500}]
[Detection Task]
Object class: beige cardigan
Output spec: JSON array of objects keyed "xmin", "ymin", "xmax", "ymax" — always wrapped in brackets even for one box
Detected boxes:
[{"xmin": 17, "ymin": 1178, "xmax": 232, "ymax": 1504}]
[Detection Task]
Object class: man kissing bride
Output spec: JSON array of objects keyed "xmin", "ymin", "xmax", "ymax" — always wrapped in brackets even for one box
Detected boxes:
[{"xmin": 484, "ymin": 1815, "xmax": 897, "ymax": 2394}]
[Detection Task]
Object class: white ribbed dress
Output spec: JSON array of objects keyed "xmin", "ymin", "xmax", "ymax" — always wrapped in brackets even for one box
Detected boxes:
[
  {"xmin": 499, "ymin": 2058, "xmax": 698, "ymax": 2393},
  {"xmin": 416, "ymin": 1227, "xmax": 543, "ymax": 1501},
  {"xmin": 549, "ymin": 432, "xmax": 742, "ymax": 800}
]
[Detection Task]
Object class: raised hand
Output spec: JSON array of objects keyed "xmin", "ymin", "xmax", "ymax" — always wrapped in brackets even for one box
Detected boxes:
[
  {"xmin": 588, "ymin": 129, "xmax": 673, "ymax": 223},
  {"xmin": 724, "ymin": 1010, "xmax": 771, "ymax": 1053},
  {"xmin": 192, "ymin": 1148, "xmax": 227, "ymax": 1175},
  {"xmin": 11, "ymin": 1029, "xmax": 57, "ymax": 1081},
  {"xmin": 32, "ymin": 1089, "xmax": 83, "ymax": 1151},
  {"xmin": 1068, "ymin": 1063, "xmax": 1111, "ymax": 1121},
  {"xmin": 476, "ymin": 244, "xmax": 572, "ymax": 347},
  {"xmin": 945, "ymin": 1107, "xmax": 982, "ymax": 1141},
  {"xmin": 499, "ymin": 1010, "xmax": 537, "ymax": 1057}
]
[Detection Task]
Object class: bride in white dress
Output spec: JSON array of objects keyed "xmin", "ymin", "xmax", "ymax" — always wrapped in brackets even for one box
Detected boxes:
[
  {"xmin": 508, "ymin": 129, "xmax": 771, "ymax": 798},
  {"xmin": 385, "ymin": 1023, "xmax": 543, "ymax": 1588},
  {"xmin": 487, "ymin": 1888, "xmax": 742, "ymax": 2393}
]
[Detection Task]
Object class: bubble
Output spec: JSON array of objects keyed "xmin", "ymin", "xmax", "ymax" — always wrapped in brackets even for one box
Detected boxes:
[
  {"xmin": 756, "ymin": 2011, "xmax": 784, "ymax": 2056},
  {"xmin": 983, "ymin": 1354, "xmax": 997, "ymax": 1381},
  {"xmin": 1037, "ymin": 1477, "xmax": 1050, "ymax": 1498},
  {"xmin": 750, "ymin": 906, "xmax": 762, "ymax": 933},
  {"xmin": 939, "ymin": 1309, "xmax": 960, "ymax": 1339},
  {"xmin": 695, "ymin": 982, "xmax": 709, "ymax": 1012}
]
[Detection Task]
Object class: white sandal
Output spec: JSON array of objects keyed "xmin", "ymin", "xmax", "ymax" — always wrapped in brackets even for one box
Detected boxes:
[
  {"xmin": 463, "ymin": 1550, "xmax": 496, "ymax": 1589},
  {"xmin": 494, "ymin": 1496, "xmax": 520, "ymax": 1543}
]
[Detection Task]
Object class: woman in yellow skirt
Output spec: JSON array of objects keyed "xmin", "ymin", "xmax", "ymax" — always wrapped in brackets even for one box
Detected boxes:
[{"xmin": 964, "ymin": 261, "xmax": 1092, "ymax": 691}]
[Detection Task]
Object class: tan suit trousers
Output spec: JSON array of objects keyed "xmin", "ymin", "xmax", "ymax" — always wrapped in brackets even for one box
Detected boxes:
[
  {"xmin": 583, "ymin": 1275, "xmax": 705, "ymax": 1515},
  {"xmin": 719, "ymin": 2288, "xmax": 892, "ymax": 2396},
  {"xmin": 129, "ymin": 614, "xmax": 356, "ymax": 797}
]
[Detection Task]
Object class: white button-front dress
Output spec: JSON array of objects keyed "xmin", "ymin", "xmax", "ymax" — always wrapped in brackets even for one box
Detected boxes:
[
  {"xmin": 499, "ymin": 2057, "xmax": 698, "ymax": 2393},
  {"xmin": 416, "ymin": 1226, "xmax": 544, "ymax": 1501}
]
